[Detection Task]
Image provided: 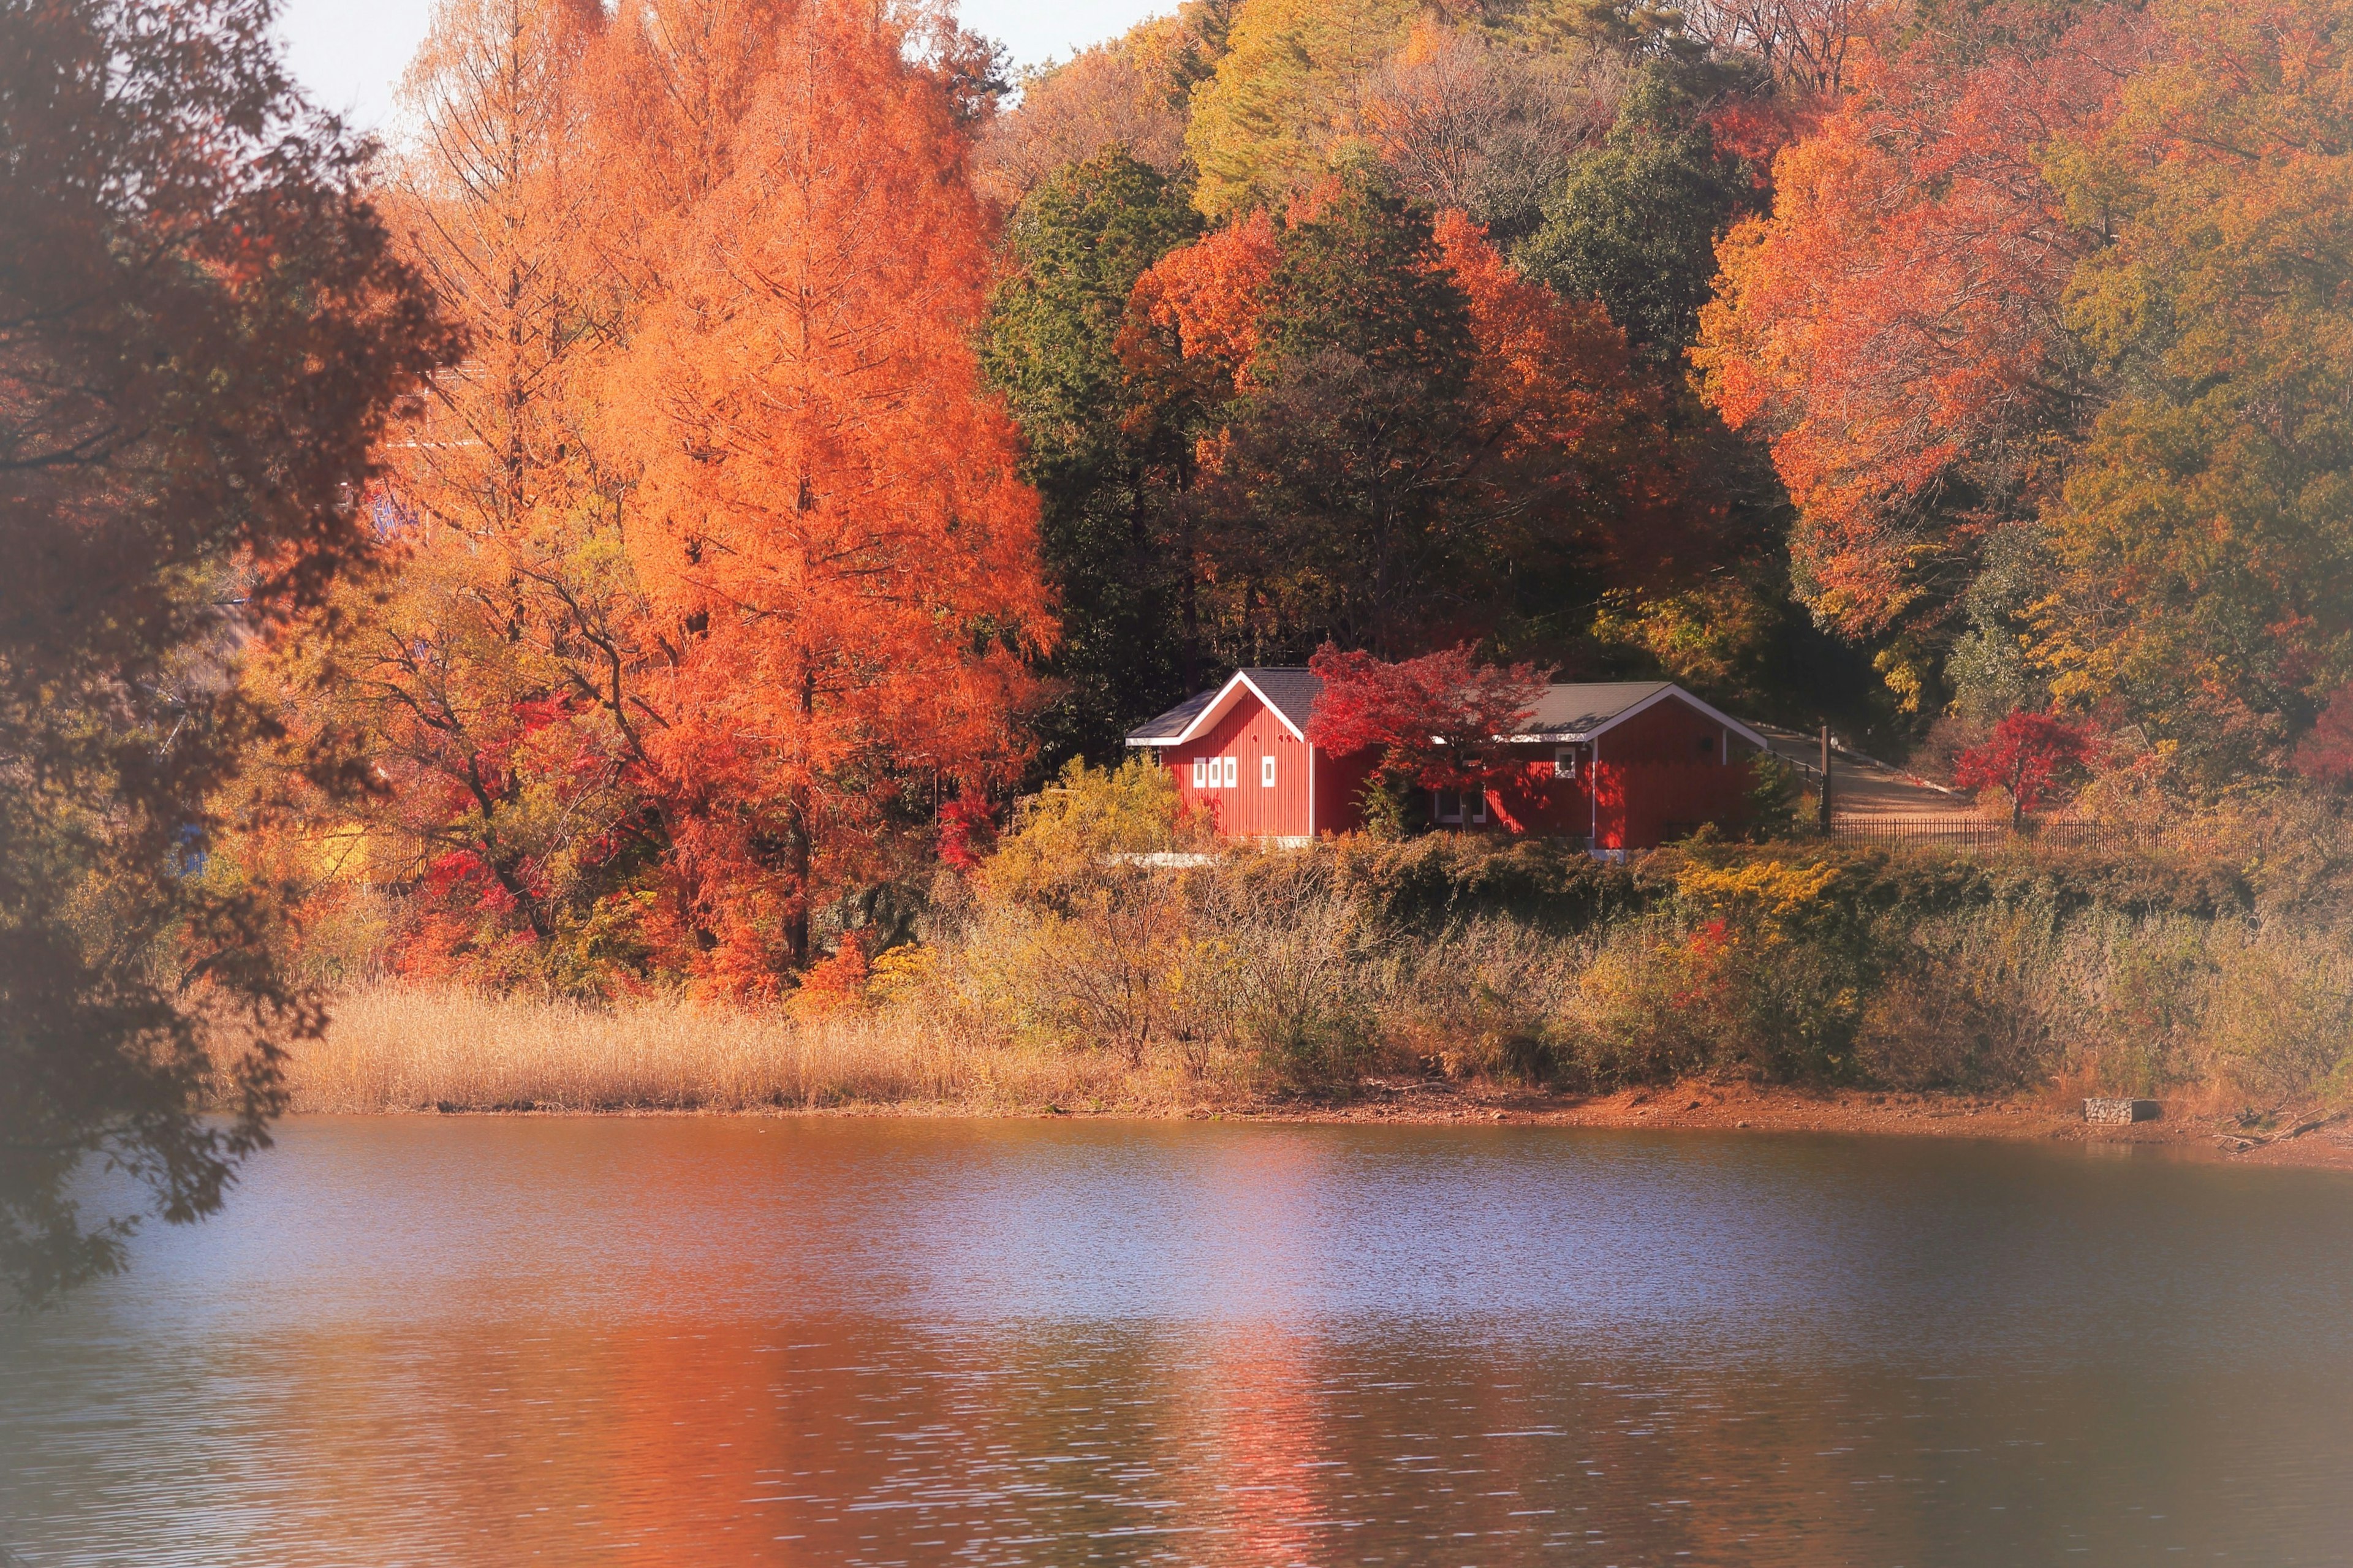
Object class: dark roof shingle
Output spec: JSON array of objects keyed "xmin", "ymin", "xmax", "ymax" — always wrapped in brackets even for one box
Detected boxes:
[
  {"xmin": 1124, "ymin": 686, "xmax": 1220, "ymax": 744},
  {"xmin": 1127, "ymin": 671, "xmax": 1713, "ymax": 744}
]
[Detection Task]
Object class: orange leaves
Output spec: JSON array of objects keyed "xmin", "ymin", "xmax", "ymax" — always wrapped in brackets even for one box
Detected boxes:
[
  {"xmin": 1128, "ymin": 208, "xmax": 1283, "ymax": 388},
  {"xmin": 340, "ymin": 0, "xmax": 1055, "ymax": 995},
  {"xmin": 1433, "ymin": 208, "xmax": 1705, "ymax": 590},
  {"xmin": 1432, "ymin": 209, "xmax": 1630, "ymax": 475},
  {"xmin": 606, "ymin": 0, "xmax": 1051, "ymax": 985},
  {"xmin": 1694, "ymin": 7, "xmax": 2145, "ymax": 638}
]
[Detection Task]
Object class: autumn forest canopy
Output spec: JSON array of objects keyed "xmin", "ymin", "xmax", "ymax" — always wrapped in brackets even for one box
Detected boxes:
[
  {"xmin": 294, "ymin": 0, "xmax": 2353, "ymax": 1002},
  {"xmin": 12, "ymin": 0, "xmax": 2353, "ymax": 1294}
]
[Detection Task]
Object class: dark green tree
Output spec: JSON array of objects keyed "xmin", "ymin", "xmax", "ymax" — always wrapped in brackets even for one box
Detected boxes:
[
  {"xmin": 1216, "ymin": 183, "xmax": 1491, "ymax": 657},
  {"xmin": 1517, "ymin": 62, "xmax": 1760, "ymax": 363},
  {"xmin": 1, "ymin": 0, "xmax": 449, "ymax": 1304},
  {"xmin": 980, "ymin": 151, "xmax": 1201, "ymax": 766}
]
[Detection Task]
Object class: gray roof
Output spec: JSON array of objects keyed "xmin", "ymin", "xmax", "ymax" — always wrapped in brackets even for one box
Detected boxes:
[
  {"xmin": 1237, "ymin": 667, "xmax": 1323, "ymax": 732},
  {"xmin": 1125, "ymin": 685, "xmax": 1221, "ymax": 744},
  {"xmin": 1127, "ymin": 670, "xmax": 1705, "ymax": 746},
  {"xmin": 1518, "ymin": 680, "xmax": 1677, "ymax": 738},
  {"xmin": 1126, "ymin": 667, "xmax": 1320, "ymax": 743}
]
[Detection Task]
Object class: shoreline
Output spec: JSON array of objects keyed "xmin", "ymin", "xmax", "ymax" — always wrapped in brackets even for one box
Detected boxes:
[{"xmin": 346, "ymin": 1080, "xmax": 2353, "ymax": 1169}]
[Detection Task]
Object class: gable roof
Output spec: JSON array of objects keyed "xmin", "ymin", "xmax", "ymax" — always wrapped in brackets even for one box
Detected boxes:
[
  {"xmin": 1125, "ymin": 668, "xmax": 1316, "ymax": 746},
  {"xmin": 1126, "ymin": 668, "xmax": 1770, "ymax": 752},
  {"xmin": 1518, "ymin": 680, "xmax": 1676, "ymax": 737},
  {"xmin": 1514, "ymin": 681, "xmax": 1772, "ymax": 751}
]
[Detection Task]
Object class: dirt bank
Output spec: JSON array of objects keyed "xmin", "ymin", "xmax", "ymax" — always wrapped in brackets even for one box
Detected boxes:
[
  {"xmin": 398, "ymin": 1077, "xmax": 2353, "ymax": 1169},
  {"xmin": 1230, "ymin": 1078, "xmax": 2353, "ymax": 1168}
]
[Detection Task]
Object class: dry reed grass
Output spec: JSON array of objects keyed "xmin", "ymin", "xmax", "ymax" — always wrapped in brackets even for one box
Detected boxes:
[
  {"xmin": 267, "ymin": 822, "xmax": 2353, "ymax": 1118},
  {"xmin": 284, "ymin": 985, "xmax": 1207, "ymax": 1115}
]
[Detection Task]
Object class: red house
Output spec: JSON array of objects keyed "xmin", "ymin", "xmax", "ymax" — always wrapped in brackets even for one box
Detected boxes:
[{"xmin": 1125, "ymin": 667, "xmax": 1773, "ymax": 852}]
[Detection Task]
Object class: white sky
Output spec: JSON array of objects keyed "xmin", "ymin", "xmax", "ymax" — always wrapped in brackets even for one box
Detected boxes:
[{"xmin": 275, "ymin": 0, "xmax": 1174, "ymax": 129}]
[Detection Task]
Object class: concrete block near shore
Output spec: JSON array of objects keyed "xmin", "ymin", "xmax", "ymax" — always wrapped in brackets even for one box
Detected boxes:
[{"xmin": 2085, "ymin": 1097, "xmax": 2161, "ymax": 1124}]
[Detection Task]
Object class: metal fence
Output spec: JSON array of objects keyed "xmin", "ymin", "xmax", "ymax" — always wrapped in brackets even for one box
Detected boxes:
[{"xmin": 1830, "ymin": 816, "xmax": 2129, "ymax": 852}]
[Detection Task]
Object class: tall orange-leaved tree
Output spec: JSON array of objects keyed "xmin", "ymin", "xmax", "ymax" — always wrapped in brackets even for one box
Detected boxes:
[
  {"xmin": 613, "ymin": 0, "xmax": 1052, "ymax": 990},
  {"xmin": 1694, "ymin": 2, "xmax": 2151, "ymax": 681},
  {"xmin": 383, "ymin": 0, "xmax": 653, "ymax": 971}
]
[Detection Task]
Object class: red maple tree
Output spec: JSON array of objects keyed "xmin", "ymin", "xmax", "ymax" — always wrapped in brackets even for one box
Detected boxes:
[
  {"xmin": 1305, "ymin": 643, "xmax": 1551, "ymax": 795},
  {"xmin": 1954, "ymin": 710, "xmax": 2096, "ymax": 826},
  {"xmin": 2294, "ymin": 686, "xmax": 2353, "ymax": 787}
]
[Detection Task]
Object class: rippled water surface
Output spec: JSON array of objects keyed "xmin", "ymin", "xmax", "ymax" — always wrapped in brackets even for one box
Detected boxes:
[{"xmin": 3, "ymin": 1118, "xmax": 2352, "ymax": 1566}]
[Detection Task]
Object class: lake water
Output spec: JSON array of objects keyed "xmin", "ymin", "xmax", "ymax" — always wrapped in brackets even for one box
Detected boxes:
[{"xmin": 2, "ymin": 1119, "xmax": 2351, "ymax": 1566}]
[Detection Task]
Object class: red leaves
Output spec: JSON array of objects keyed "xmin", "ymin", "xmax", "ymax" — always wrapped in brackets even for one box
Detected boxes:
[
  {"xmin": 1305, "ymin": 642, "xmax": 1551, "ymax": 792},
  {"xmin": 937, "ymin": 788, "xmax": 1000, "ymax": 873},
  {"xmin": 2293, "ymin": 687, "xmax": 2353, "ymax": 787},
  {"xmin": 1954, "ymin": 710, "xmax": 2096, "ymax": 821}
]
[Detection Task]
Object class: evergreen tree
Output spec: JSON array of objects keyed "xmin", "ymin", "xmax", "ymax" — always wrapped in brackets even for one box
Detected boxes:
[
  {"xmin": 1518, "ymin": 63, "xmax": 1759, "ymax": 363},
  {"xmin": 980, "ymin": 152, "xmax": 1202, "ymax": 765},
  {"xmin": 1218, "ymin": 183, "xmax": 1490, "ymax": 656}
]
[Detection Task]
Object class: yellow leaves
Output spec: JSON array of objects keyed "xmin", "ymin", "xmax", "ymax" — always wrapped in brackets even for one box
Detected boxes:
[
  {"xmin": 983, "ymin": 756, "xmax": 1210, "ymax": 906},
  {"xmin": 2023, "ymin": 0, "xmax": 2353, "ymax": 770},
  {"xmin": 1590, "ymin": 581, "xmax": 1779, "ymax": 697},
  {"xmin": 1872, "ymin": 647, "xmax": 1927, "ymax": 716},
  {"xmin": 1675, "ymin": 857, "xmax": 1843, "ymax": 936},
  {"xmin": 864, "ymin": 942, "xmax": 932, "ymax": 1006},
  {"xmin": 1183, "ymin": 0, "xmax": 1420, "ymax": 220}
]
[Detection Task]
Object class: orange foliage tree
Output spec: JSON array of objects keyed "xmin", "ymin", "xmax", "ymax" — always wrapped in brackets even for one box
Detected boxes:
[
  {"xmin": 1694, "ymin": 2, "xmax": 2150, "ymax": 694},
  {"xmin": 612, "ymin": 0, "xmax": 1051, "ymax": 987},
  {"xmin": 260, "ymin": 0, "xmax": 1051, "ymax": 996}
]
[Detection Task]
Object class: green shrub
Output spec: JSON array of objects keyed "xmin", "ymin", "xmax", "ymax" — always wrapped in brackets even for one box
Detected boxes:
[{"xmin": 1316, "ymin": 834, "xmax": 1648, "ymax": 933}]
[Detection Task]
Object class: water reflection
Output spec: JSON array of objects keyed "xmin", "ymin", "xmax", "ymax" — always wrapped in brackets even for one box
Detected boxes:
[{"xmin": 2, "ymin": 1119, "xmax": 2350, "ymax": 1565}]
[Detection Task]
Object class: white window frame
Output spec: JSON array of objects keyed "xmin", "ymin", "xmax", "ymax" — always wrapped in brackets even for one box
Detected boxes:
[
  {"xmin": 1191, "ymin": 758, "xmax": 1207, "ymax": 789},
  {"xmin": 1261, "ymin": 755, "xmax": 1277, "ymax": 788},
  {"xmin": 1223, "ymin": 756, "xmax": 1238, "ymax": 788},
  {"xmin": 1553, "ymin": 746, "xmax": 1578, "ymax": 780}
]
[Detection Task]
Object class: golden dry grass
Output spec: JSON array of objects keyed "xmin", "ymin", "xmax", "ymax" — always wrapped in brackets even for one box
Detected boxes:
[
  {"xmin": 271, "ymin": 857, "xmax": 2353, "ymax": 1119},
  {"xmin": 279, "ymin": 983, "xmax": 1235, "ymax": 1114}
]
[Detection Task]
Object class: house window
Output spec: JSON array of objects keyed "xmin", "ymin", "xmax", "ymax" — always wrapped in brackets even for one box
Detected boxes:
[
  {"xmin": 1223, "ymin": 756, "xmax": 1238, "ymax": 788},
  {"xmin": 1553, "ymin": 746, "xmax": 1578, "ymax": 779},
  {"xmin": 1697, "ymin": 733, "xmax": 1715, "ymax": 757},
  {"xmin": 1262, "ymin": 755, "xmax": 1277, "ymax": 787},
  {"xmin": 1191, "ymin": 758, "xmax": 1207, "ymax": 789},
  {"xmin": 1433, "ymin": 789, "xmax": 1488, "ymax": 825}
]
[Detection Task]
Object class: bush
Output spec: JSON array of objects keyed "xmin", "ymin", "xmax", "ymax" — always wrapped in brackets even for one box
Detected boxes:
[
  {"xmin": 904, "ymin": 822, "xmax": 2353, "ymax": 1107},
  {"xmin": 1316, "ymin": 833, "xmax": 1647, "ymax": 933}
]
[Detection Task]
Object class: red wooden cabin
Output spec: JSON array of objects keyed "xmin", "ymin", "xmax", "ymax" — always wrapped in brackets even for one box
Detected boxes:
[{"xmin": 1125, "ymin": 668, "xmax": 1772, "ymax": 853}]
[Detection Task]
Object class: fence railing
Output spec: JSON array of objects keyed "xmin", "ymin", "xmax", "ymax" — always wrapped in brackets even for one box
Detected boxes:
[{"xmin": 1830, "ymin": 815, "xmax": 2130, "ymax": 852}]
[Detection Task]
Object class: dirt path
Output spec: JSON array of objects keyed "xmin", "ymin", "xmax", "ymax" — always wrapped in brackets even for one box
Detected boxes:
[
  {"xmin": 405, "ymin": 1077, "xmax": 2353, "ymax": 1170},
  {"xmin": 1760, "ymin": 727, "xmax": 1972, "ymax": 820}
]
